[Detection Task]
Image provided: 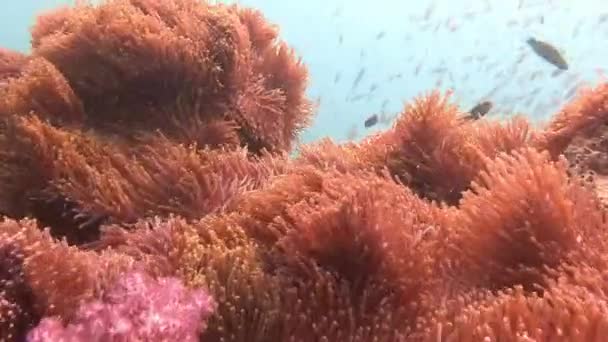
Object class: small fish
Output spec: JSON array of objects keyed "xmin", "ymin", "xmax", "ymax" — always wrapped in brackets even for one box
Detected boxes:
[
  {"xmin": 572, "ymin": 19, "xmax": 585, "ymax": 38},
  {"xmin": 515, "ymin": 53, "xmax": 527, "ymax": 64},
  {"xmin": 530, "ymin": 70, "xmax": 544, "ymax": 80},
  {"xmin": 551, "ymin": 69, "xmax": 565, "ymax": 78},
  {"xmin": 375, "ymin": 31, "xmax": 386, "ymax": 40},
  {"xmin": 334, "ymin": 72, "xmax": 341, "ymax": 84},
  {"xmin": 388, "ymin": 73, "xmax": 403, "ymax": 81},
  {"xmin": 369, "ymin": 83, "xmax": 378, "ymax": 92},
  {"xmin": 338, "ymin": 34, "xmax": 343, "ymax": 45},
  {"xmin": 524, "ymin": 95, "xmax": 536, "ymax": 107},
  {"xmin": 432, "ymin": 67, "xmax": 448, "ymax": 74},
  {"xmin": 526, "ymin": 37, "xmax": 568, "ymax": 70},
  {"xmin": 565, "ymin": 83, "xmax": 581, "ymax": 99},
  {"xmin": 348, "ymin": 93, "xmax": 367, "ymax": 102},
  {"xmin": 424, "ymin": 3, "xmax": 435, "ymax": 20},
  {"xmin": 364, "ymin": 114, "xmax": 378, "ymax": 128},
  {"xmin": 463, "ymin": 101, "xmax": 493, "ymax": 120},
  {"xmin": 507, "ymin": 19, "xmax": 518, "ymax": 27},
  {"xmin": 351, "ymin": 68, "xmax": 366, "ymax": 90},
  {"xmin": 448, "ymin": 72, "xmax": 454, "ymax": 83},
  {"xmin": 463, "ymin": 11, "xmax": 477, "ymax": 20},
  {"xmin": 381, "ymin": 99, "xmax": 389, "ymax": 111}
]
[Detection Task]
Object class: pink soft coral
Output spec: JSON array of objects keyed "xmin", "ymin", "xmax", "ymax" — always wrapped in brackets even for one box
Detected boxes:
[{"xmin": 26, "ymin": 271, "xmax": 215, "ymax": 342}]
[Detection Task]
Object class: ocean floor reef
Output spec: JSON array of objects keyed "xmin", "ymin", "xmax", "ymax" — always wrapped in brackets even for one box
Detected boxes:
[{"xmin": 1, "ymin": 0, "xmax": 608, "ymax": 341}]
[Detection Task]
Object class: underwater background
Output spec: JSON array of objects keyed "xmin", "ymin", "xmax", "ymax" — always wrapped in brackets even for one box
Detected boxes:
[
  {"xmin": 3, "ymin": 0, "xmax": 608, "ymax": 145},
  {"xmin": 4, "ymin": 0, "xmax": 608, "ymax": 340}
]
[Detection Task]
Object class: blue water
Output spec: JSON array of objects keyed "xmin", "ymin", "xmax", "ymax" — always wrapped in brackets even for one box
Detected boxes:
[{"xmin": 4, "ymin": 0, "xmax": 608, "ymax": 146}]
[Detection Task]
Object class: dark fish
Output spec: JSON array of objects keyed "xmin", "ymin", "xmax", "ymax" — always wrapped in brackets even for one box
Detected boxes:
[
  {"xmin": 464, "ymin": 101, "xmax": 492, "ymax": 120},
  {"xmin": 364, "ymin": 114, "xmax": 378, "ymax": 128},
  {"xmin": 527, "ymin": 37, "xmax": 568, "ymax": 70},
  {"xmin": 375, "ymin": 31, "xmax": 386, "ymax": 40}
]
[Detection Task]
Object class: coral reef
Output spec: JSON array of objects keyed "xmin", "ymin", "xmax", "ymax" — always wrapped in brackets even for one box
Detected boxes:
[{"xmin": 1, "ymin": 0, "xmax": 608, "ymax": 341}]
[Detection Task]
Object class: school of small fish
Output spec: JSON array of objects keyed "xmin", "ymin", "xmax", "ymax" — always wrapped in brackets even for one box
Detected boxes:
[{"xmin": 324, "ymin": 1, "xmax": 606, "ymax": 140}]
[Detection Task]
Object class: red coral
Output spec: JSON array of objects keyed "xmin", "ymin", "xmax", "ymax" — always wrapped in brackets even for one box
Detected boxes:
[
  {"xmin": 0, "ymin": 218, "xmax": 133, "ymax": 319},
  {"xmin": 535, "ymin": 82, "xmax": 608, "ymax": 159},
  {"xmin": 295, "ymin": 91, "xmax": 532, "ymax": 206},
  {"xmin": 30, "ymin": 0, "xmax": 311, "ymax": 151},
  {"xmin": 0, "ymin": 0, "xmax": 310, "ymax": 244},
  {"xmin": 271, "ymin": 170, "xmax": 445, "ymax": 328},
  {"xmin": 0, "ymin": 242, "xmax": 38, "ymax": 341},
  {"xmin": 420, "ymin": 283, "xmax": 608, "ymax": 341},
  {"xmin": 446, "ymin": 148, "xmax": 604, "ymax": 292},
  {"xmin": 0, "ymin": 58, "xmax": 85, "ymax": 125}
]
